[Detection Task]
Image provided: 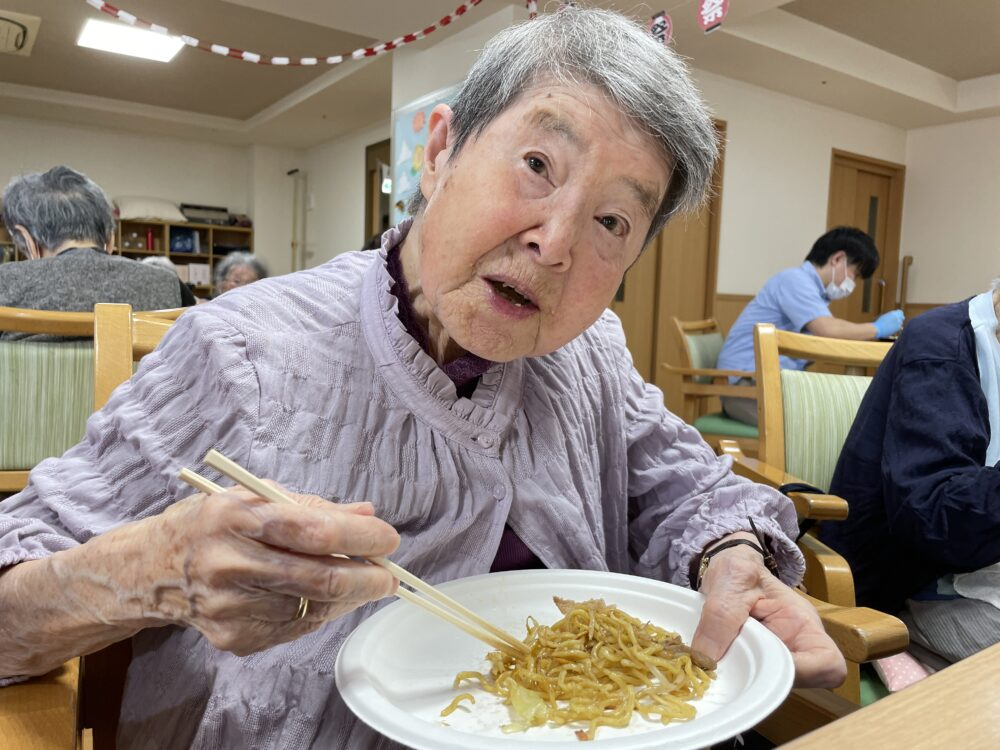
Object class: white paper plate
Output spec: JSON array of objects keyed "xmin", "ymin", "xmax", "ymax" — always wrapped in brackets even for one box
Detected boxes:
[{"xmin": 336, "ymin": 569, "xmax": 793, "ymax": 749}]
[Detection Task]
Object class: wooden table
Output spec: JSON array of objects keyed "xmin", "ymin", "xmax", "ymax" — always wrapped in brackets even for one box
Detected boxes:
[
  {"xmin": 0, "ymin": 658, "xmax": 81, "ymax": 750},
  {"xmin": 785, "ymin": 643, "xmax": 1000, "ymax": 748}
]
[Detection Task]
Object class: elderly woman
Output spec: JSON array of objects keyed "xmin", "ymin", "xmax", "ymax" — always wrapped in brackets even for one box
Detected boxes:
[
  {"xmin": 213, "ymin": 250, "xmax": 268, "ymax": 296},
  {"xmin": 0, "ymin": 8, "xmax": 842, "ymax": 748},
  {"xmin": 140, "ymin": 255, "xmax": 199, "ymax": 306}
]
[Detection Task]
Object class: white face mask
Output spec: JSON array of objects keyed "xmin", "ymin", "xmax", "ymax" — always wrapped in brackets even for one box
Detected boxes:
[{"xmin": 825, "ymin": 260, "xmax": 855, "ymax": 300}]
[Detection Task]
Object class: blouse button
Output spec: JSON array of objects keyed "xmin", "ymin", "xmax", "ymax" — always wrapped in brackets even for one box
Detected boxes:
[
  {"xmin": 492, "ymin": 484, "xmax": 506, "ymax": 500},
  {"xmin": 477, "ymin": 434, "xmax": 495, "ymax": 448}
]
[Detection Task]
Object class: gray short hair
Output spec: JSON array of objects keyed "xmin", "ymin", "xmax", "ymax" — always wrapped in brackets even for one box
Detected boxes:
[
  {"xmin": 213, "ymin": 251, "xmax": 268, "ymax": 288},
  {"xmin": 408, "ymin": 5, "xmax": 718, "ymax": 245},
  {"xmin": 141, "ymin": 255, "xmax": 179, "ymax": 275},
  {"xmin": 1, "ymin": 166, "xmax": 116, "ymax": 254}
]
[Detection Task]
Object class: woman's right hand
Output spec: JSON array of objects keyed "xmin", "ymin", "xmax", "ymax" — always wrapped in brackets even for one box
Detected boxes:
[{"xmin": 134, "ymin": 485, "xmax": 400, "ymax": 655}]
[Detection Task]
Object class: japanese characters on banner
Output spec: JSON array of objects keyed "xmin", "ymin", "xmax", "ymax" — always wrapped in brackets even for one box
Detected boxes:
[
  {"xmin": 698, "ymin": 0, "xmax": 730, "ymax": 34},
  {"xmin": 648, "ymin": 11, "xmax": 673, "ymax": 46}
]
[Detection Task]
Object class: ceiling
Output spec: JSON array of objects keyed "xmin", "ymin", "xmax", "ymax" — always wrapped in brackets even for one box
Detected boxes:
[{"xmin": 0, "ymin": 0, "xmax": 997, "ymax": 148}]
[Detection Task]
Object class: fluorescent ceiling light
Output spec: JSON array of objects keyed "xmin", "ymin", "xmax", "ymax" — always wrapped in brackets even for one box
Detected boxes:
[{"xmin": 77, "ymin": 18, "xmax": 183, "ymax": 63}]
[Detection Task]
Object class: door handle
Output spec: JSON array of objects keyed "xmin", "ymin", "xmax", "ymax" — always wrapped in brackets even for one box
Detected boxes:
[{"xmin": 876, "ymin": 279, "xmax": 886, "ymax": 315}]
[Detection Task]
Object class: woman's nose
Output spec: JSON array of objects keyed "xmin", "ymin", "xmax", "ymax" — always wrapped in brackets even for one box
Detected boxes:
[{"xmin": 519, "ymin": 201, "xmax": 582, "ymax": 271}]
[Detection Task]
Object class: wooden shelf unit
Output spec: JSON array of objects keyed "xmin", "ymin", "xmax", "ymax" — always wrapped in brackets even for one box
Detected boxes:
[
  {"xmin": 1, "ymin": 221, "xmax": 253, "ymax": 298},
  {"xmin": 116, "ymin": 219, "xmax": 253, "ymax": 297}
]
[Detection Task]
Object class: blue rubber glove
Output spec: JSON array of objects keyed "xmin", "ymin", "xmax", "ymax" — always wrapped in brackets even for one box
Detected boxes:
[{"xmin": 874, "ymin": 309, "xmax": 905, "ymax": 338}]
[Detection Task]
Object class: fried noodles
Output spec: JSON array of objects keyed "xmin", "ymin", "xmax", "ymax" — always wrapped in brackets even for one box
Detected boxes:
[{"xmin": 443, "ymin": 597, "xmax": 715, "ymax": 741}]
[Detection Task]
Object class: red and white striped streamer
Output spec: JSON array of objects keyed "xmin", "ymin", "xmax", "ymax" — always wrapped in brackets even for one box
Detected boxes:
[{"xmin": 83, "ymin": 0, "xmax": 486, "ymax": 66}]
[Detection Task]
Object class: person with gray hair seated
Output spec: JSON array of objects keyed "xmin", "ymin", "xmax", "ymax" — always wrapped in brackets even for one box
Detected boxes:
[
  {"xmin": 140, "ymin": 256, "xmax": 199, "ymax": 306},
  {"xmin": 0, "ymin": 8, "xmax": 843, "ymax": 748},
  {"xmin": 212, "ymin": 251, "xmax": 268, "ymax": 297},
  {"xmin": 0, "ymin": 166, "xmax": 185, "ymax": 332}
]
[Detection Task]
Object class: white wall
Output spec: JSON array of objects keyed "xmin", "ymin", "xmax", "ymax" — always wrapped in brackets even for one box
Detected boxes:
[
  {"xmin": 0, "ymin": 115, "xmax": 302, "ymax": 280},
  {"xmin": 303, "ymin": 120, "xmax": 390, "ymax": 265},
  {"xmin": 247, "ymin": 144, "xmax": 303, "ymax": 277},
  {"xmin": 902, "ymin": 115, "xmax": 1000, "ymax": 303},
  {"xmin": 694, "ymin": 70, "xmax": 907, "ymax": 296},
  {"xmin": 298, "ymin": 6, "xmax": 525, "ymax": 268},
  {"xmin": 391, "ymin": 6, "xmax": 525, "ymax": 111},
  {"xmin": 0, "ymin": 115, "xmax": 249, "ymax": 212}
]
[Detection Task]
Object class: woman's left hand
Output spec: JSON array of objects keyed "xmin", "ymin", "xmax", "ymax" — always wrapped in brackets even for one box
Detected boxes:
[{"xmin": 690, "ymin": 539, "xmax": 847, "ymax": 688}]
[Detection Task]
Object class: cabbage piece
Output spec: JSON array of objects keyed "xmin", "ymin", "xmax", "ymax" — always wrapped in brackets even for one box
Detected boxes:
[{"xmin": 502, "ymin": 681, "xmax": 549, "ymax": 733}]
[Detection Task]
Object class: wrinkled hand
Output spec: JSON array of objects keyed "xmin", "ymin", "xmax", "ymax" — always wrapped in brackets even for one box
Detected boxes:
[
  {"xmin": 139, "ymin": 486, "xmax": 400, "ymax": 655},
  {"xmin": 691, "ymin": 542, "xmax": 846, "ymax": 688}
]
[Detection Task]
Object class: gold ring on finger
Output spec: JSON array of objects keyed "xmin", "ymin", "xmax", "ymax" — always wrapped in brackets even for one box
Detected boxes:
[{"xmin": 293, "ymin": 596, "xmax": 310, "ymax": 621}]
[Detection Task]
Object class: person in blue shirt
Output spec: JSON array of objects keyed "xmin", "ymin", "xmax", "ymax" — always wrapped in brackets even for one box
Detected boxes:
[{"xmin": 716, "ymin": 226, "xmax": 904, "ymax": 425}]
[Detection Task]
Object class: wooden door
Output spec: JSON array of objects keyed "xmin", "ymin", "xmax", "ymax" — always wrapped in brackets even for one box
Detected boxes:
[
  {"xmin": 612, "ymin": 122, "xmax": 725, "ymax": 415},
  {"xmin": 365, "ymin": 139, "xmax": 392, "ymax": 245},
  {"xmin": 610, "ymin": 242, "xmax": 659, "ymax": 380},
  {"xmin": 826, "ymin": 150, "xmax": 905, "ymax": 323}
]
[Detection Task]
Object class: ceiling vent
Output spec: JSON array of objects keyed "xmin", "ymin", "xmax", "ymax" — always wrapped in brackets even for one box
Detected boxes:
[{"xmin": 0, "ymin": 11, "xmax": 40, "ymax": 56}]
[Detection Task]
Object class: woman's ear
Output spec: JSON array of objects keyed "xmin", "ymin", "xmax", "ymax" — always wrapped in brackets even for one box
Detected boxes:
[
  {"xmin": 419, "ymin": 103, "xmax": 454, "ymax": 202},
  {"xmin": 13, "ymin": 225, "xmax": 39, "ymax": 260}
]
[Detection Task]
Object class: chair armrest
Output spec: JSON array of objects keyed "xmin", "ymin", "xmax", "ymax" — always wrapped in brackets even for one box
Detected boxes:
[
  {"xmin": 800, "ymin": 532, "xmax": 856, "ymax": 607},
  {"xmin": 720, "ymin": 441, "xmax": 848, "ymax": 521},
  {"xmin": 786, "ymin": 493, "xmax": 849, "ymax": 522},
  {"xmin": 0, "ymin": 658, "xmax": 81, "ymax": 750},
  {"xmin": 661, "ymin": 363, "xmax": 755, "ymax": 379},
  {"xmin": 801, "ymin": 592, "xmax": 909, "ymax": 663}
]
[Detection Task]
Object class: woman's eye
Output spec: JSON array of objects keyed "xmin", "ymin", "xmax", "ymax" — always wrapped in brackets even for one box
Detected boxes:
[
  {"xmin": 526, "ymin": 156, "xmax": 547, "ymax": 175},
  {"xmin": 598, "ymin": 216, "xmax": 626, "ymax": 237}
]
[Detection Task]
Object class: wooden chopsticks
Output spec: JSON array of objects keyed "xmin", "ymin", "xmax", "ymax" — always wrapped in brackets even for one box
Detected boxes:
[{"xmin": 178, "ymin": 449, "xmax": 529, "ymax": 658}]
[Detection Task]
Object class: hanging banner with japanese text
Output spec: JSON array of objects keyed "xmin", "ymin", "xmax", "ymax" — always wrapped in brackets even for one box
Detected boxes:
[
  {"xmin": 698, "ymin": 0, "xmax": 729, "ymax": 34},
  {"xmin": 649, "ymin": 11, "xmax": 672, "ymax": 45}
]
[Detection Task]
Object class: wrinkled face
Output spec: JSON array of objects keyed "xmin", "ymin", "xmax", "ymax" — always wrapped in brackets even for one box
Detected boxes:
[
  {"xmin": 219, "ymin": 265, "xmax": 259, "ymax": 294},
  {"xmin": 406, "ymin": 84, "xmax": 670, "ymax": 362}
]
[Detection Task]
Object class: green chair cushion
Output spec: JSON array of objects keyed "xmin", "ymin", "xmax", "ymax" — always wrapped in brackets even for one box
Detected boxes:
[
  {"xmin": 683, "ymin": 331, "xmax": 725, "ymax": 383},
  {"xmin": 0, "ymin": 340, "xmax": 94, "ymax": 470},
  {"xmin": 860, "ymin": 663, "xmax": 890, "ymax": 705},
  {"xmin": 780, "ymin": 370, "xmax": 872, "ymax": 492},
  {"xmin": 693, "ymin": 412, "xmax": 760, "ymax": 439}
]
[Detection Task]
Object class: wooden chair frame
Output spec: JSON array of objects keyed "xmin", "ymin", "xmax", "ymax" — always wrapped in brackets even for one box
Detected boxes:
[
  {"xmin": 720, "ymin": 323, "xmax": 905, "ymax": 742},
  {"xmin": 660, "ymin": 317, "xmax": 758, "ymax": 452},
  {"xmin": 0, "ymin": 304, "xmax": 177, "ymax": 749},
  {"xmin": 754, "ymin": 323, "xmax": 893, "ymax": 473},
  {"xmin": 0, "ymin": 308, "xmax": 95, "ymax": 493},
  {"xmin": 0, "ymin": 305, "xmax": 186, "ymax": 494}
]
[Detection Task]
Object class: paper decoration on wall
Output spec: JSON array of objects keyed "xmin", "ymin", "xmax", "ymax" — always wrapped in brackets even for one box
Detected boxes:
[
  {"xmin": 390, "ymin": 84, "xmax": 461, "ymax": 224},
  {"xmin": 648, "ymin": 11, "xmax": 672, "ymax": 45},
  {"xmin": 697, "ymin": 0, "xmax": 729, "ymax": 34},
  {"xmin": 83, "ymin": 0, "xmax": 487, "ymax": 66}
]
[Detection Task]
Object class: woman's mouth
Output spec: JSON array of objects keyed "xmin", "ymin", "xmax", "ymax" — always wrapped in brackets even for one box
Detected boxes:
[
  {"xmin": 484, "ymin": 277, "xmax": 539, "ymax": 318},
  {"xmin": 488, "ymin": 278, "xmax": 536, "ymax": 307}
]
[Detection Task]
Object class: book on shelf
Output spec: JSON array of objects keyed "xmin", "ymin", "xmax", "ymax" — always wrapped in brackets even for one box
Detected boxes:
[{"xmin": 186, "ymin": 262, "xmax": 211, "ymax": 287}]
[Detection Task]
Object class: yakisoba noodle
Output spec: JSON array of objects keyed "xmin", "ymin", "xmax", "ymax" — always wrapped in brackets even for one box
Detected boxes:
[{"xmin": 443, "ymin": 597, "xmax": 715, "ymax": 741}]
